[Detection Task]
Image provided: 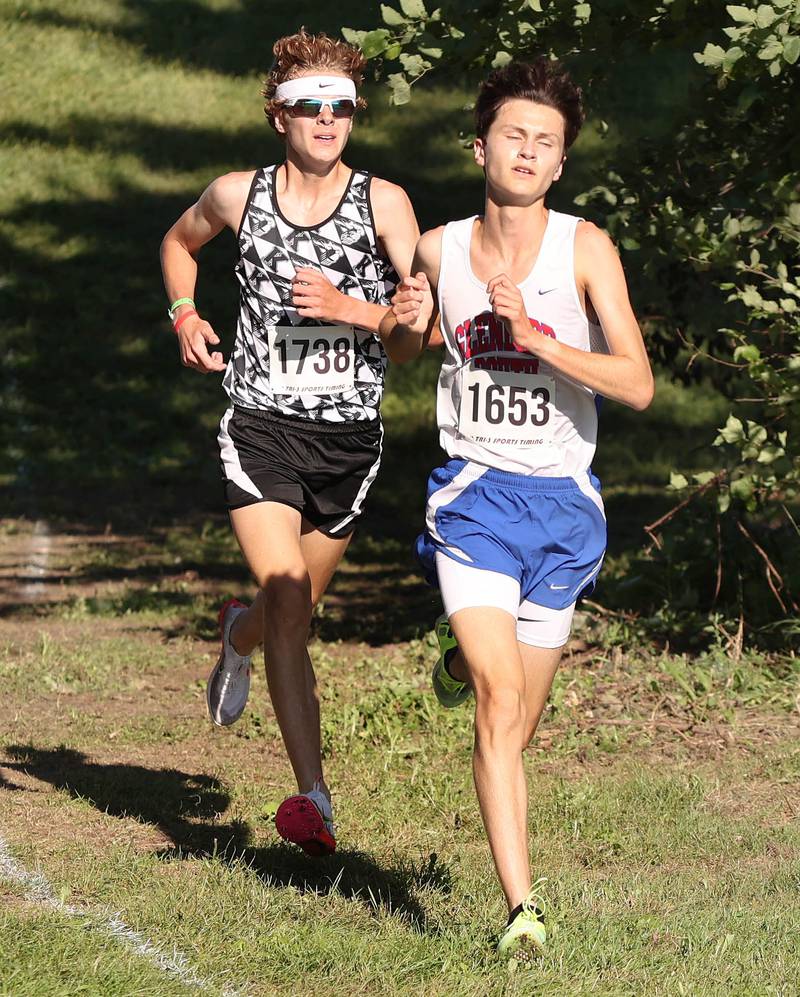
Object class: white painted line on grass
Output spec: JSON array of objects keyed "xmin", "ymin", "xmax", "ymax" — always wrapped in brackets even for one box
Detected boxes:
[
  {"xmin": 0, "ymin": 834, "xmax": 249, "ymax": 997},
  {"xmin": 19, "ymin": 519, "xmax": 52, "ymax": 598}
]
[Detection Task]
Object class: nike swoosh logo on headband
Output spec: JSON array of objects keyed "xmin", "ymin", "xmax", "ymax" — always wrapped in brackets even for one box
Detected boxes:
[{"xmin": 318, "ymin": 83, "xmax": 334, "ymax": 88}]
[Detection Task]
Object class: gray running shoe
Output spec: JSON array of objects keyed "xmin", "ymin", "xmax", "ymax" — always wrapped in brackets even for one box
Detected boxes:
[{"xmin": 206, "ymin": 599, "xmax": 251, "ymax": 726}]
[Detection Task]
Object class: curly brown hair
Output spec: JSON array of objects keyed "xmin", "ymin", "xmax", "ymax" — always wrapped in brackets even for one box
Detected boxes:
[{"xmin": 262, "ymin": 28, "xmax": 368, "ymax": 131}]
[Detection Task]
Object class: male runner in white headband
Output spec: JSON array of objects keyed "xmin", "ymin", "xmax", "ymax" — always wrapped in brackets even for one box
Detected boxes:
[{"xmin": 160, "ymin": 28, "xmax": 421, "ymax": 858}]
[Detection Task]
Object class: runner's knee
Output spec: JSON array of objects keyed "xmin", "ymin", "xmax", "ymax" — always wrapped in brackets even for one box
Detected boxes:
[
  {"xmin": 262, "ymin": 573, "xmax": 313, "ymax": 633},
  {"xmin": 474, "ymin": 684, "xmax": 526, "ymax": 743}
]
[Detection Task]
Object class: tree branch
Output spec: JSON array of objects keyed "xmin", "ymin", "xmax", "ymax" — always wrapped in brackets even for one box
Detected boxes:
[{"xmin": 644, "ymin": 470, "xmax": 728, "ymax": 551}]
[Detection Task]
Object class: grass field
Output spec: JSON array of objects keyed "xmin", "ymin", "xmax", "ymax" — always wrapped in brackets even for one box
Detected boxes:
[
  {"xmin": 1, "ymin": 523, "xmax": 799, "ymax": 995},
  {"xmin": 2, "ymin": 2, "xmax": 800, "ymax": 994}
]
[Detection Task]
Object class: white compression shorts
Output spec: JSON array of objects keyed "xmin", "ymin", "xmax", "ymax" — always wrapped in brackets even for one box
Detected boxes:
[{"xmin": 434, "ymin": 552, "xmax": 576, "ymax": 649}]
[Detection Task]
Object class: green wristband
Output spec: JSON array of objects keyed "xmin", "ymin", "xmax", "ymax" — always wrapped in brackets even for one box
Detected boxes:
[{"xmin": 167, "ymin": 297, "xmax": 195, "ymax": 320}]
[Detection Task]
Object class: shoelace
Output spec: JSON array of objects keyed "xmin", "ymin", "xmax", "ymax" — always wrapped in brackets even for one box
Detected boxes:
[{"xmin": 521, "ymin": 877, "xmax": 548, "ymax": 922}]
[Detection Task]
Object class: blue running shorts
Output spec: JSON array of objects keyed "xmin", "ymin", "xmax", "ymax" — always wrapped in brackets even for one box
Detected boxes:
[{"xmin": 416, "ymin": 459, "xmax": 607, "ymax": 613}]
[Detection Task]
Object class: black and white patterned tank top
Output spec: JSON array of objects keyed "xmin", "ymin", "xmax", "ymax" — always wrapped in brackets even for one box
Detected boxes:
[{"xmin": 223, "ymin": 165, "xmax": 399, "ymax": 422}]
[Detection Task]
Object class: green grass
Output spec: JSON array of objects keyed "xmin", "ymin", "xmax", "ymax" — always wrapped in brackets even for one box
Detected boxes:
[
  {"xmin": 6, "ymin": 835, "xmax": 798, "ymax": 996},
  {"xmin": 2, "ymin": 536, "xmax": 798, "ymax": 992},
  {"xmin": 2, "ymin": 613, "xmax": 799, "ymax": 995},
  {"xmin": 0, "ymin": 910, "xmax": 196, "ymax": 997}
]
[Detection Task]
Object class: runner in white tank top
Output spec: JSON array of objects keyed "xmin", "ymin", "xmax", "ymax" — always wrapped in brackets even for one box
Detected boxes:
[{"xmin": 380, "ymin": 59, "xmax": 654, "ymax": 960}]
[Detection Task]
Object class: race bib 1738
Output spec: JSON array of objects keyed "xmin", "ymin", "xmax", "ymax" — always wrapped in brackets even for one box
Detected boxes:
[
  {"xmin": 268, "ymin": 325, "xmax": 356, "ymax": 395},
  {"xmin": 457, "ymin": 366, "xmax": 556, "ymax": 449}
]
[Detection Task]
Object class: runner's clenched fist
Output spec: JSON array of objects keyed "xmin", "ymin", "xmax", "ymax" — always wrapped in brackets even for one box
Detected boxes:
[
  {"xmin": 391, "ymin": 272, "xmax": 433, "ymax": 334},
  {"xmin": 487, "ymin": 273, "xmax": 534, "ymax": 351},
  {"xmin": 291, "ymin": 267, "xmax": 347, "ymax": 321}
]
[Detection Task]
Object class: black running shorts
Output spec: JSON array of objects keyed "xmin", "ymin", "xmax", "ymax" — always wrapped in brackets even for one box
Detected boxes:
[{"xmin": 217, "ymin": 406, "xmax": 383, "ymax": 537}]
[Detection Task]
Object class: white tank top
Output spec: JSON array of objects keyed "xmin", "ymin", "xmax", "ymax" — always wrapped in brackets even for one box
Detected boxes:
[{"xmin": 436, "ymin": 211, "xmax": 607, "ymax": 476}]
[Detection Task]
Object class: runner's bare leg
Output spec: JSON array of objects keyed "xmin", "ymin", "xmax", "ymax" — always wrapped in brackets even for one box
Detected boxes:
[{"xmin": 229, "ymin": 501, "xmax": 350, "ymax": 797}]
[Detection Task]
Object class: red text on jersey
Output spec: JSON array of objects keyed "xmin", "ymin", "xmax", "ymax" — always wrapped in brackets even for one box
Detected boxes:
[{"xmin": 454, "ymin": 311, "xmax": 556, "ymax": 372}]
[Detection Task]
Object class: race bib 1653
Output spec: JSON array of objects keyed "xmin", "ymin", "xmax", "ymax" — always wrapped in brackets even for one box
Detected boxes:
[{"xmin": 457, "ymin": 366, "xmax": 556, "ymax": 449}]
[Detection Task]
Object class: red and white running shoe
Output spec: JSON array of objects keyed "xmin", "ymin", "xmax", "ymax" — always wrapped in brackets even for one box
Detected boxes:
[{"xmin": 275, "ymin": 782, "xmax": 336, "ymax": 857}]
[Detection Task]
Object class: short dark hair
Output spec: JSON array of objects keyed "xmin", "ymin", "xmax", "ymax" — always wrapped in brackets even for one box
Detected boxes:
[{"xmin": 475, "ymin": 58, "xmax": 585, "ymax": 149}]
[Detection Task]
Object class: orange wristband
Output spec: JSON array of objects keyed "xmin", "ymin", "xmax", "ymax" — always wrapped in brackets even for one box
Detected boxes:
[{"xmin": 173, "ymin": 308, "xmax": 197, "ymax": 332}]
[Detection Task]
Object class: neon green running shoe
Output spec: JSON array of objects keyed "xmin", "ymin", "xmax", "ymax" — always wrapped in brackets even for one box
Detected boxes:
[
  {"xmin": 431, "ymin": 614, "xmax": 471, "ymax": 708},
  {"xmin": 496, "ymin": 879, "xmax": 548, "ymax": 963}
]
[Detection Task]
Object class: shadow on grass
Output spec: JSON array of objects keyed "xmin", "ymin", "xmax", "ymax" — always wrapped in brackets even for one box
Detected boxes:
[
  {"xmin": 161, "ymin": 841, "xmax": 451, "ymax": 933},
  {"xmin": 4, "ymin": 743, "xmax": 450, "ymax": 932},
  {"xmin": 20, "ymin": 1, "xmax": 383, "ymax": 79},
  {"xmin": 4, "ymin": 744, "xmax": 245, "ymax": 849}
]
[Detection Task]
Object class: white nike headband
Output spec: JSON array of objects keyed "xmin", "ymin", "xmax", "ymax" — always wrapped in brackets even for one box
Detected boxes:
[{"xmin": 274, "ymin": 75, "xmax": 357, "ymax": 103}]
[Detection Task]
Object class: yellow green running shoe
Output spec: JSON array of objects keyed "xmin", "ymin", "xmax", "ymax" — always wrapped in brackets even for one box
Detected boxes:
[
  {"xmin": 431, "ymin": 614, "xmax": 471, "ymax": 708},
  {"xmin": 496, "ymin": 879, "xmax": 547, "ymax": 963}
]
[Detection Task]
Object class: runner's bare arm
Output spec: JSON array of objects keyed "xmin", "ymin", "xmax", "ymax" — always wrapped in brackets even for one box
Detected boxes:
[
  {"xmin": 160, "ymin": 172, "xmax": 252, "ymax": 373},
  {"xmin": 378, "ymin": 227, "xmax": 443, "ymax": 364},
  {"xmin": 491, "ymin": 223, "xmax": 654, "ymax": 410},
  {"xmin": 379, "ymin": 182, "xmax": 442, "ymax": 348},
  {"xmin": 370, "ymin": 178, "xmax": 420, "ymax": 279},
  {"xmin": 294, "ymin": 179, "xmax": 421, "ymax": 336}
]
